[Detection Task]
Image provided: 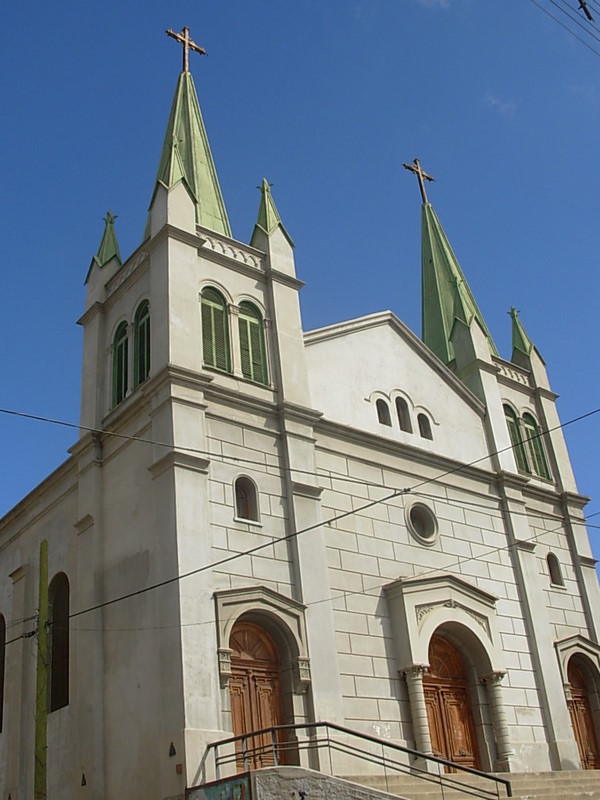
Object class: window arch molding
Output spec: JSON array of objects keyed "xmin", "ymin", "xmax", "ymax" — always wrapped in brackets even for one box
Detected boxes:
[
  {"xmin": 234, "ymin": 475, "xmax": 261, "ymax": 523},
  {"xmin": 547, "ymin": 552, "xmax": 565, "ymax": 587},
  {"xmin": 416, "ymin": 410, "xmax": 434, "ymax": 440},
  {"xmin": 390, "ymin": 391, "xmax": 414, "ymax": 433}
]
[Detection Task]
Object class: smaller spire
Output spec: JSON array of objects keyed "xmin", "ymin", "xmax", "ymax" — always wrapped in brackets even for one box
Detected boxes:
[
  {"xmin": 85, "ymin": 211, "xmax": 121, "ymax": 283},
  {"xmin": 510, "ymin": 307, "xmax": 532, "ymax": 357},
  {"xmin": 251, "ymin": 179, "xmax": 294, "ymax": 247}
]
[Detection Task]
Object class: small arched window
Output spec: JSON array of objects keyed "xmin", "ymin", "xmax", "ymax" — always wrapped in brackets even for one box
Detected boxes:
[
  {"xmin": 238, "ymin": 302, "xmax": 268, "ymax": 385},
  {"xmin": 417, "ymin": 413, "xmax": 433, "ymax": 440},
  {"xmin": 235, "ymin": 477, "xmax": 259, "ymax": 522},
  {"xmin": 201, "ymin": 287, "xmax": 231, "ymax": 372},
  {"xmin": 134, "ymin": 300, "xmax": 150, "ymax": 387},
  {"xmin": 112, "ymin": 321, "xmax": 128, "ymax": 407},
  {"xmin": 503, "ymin": 405, "xmax": 529, "ymax": 473},
  {"xmin": 48, "ymin": 573, "xmax": 69, "ymax": 712},
  {"xmin": 547, "ymin": 553, "xmax": 564, "ymax": 587},
  {"xmin": 396, "ymin": 397, "xmax": 413, "ymax": 433},
  {"xmin": 0, "ymin": 614, "xmax": 5, "ymax": 732},
  {"xmin": 376, "ymin": 399, "xmax": 392, "ymax": 426},
  {"xmin": 522, "ymin": 413, "xmax": 551, "ymax": 479}
]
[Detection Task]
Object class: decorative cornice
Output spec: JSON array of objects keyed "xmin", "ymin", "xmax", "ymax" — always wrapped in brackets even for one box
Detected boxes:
[
  {"xmin": 515, "ymin": 539, "xmax": 537, "ymax": 553},
  {"xmin": 200, "ymin": 229, "xmax": 264, "ymax": 271},
  {"xmin": 493, "ymin": 357, "xmax": 533, "ymax": 388},
  {"xmin": 291, "ymin": 481, "xmax": 323, "ymax": 499},
  {"xmin": 74, "ymin": 514, "xmax": 94, "ymax": 535},
  {"xmin": 77, "ymin": 300, "xmax": 105, "ymax": 327},
  {"xmin": 149, "ymin": 450, "xmax": 210, "ymax": 480}
]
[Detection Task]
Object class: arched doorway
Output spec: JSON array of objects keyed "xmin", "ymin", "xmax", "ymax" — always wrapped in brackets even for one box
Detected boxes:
[
  {"xmin": 229, "ymin": 620, "xmax": 286, "ymax": 769},
  {"xmin": 567, "ymin": 658, "xmax": 600, "ymax": 769},
  {"xmin": 423, "ymin": 633, "xmax": 481, "ymax": 771}
]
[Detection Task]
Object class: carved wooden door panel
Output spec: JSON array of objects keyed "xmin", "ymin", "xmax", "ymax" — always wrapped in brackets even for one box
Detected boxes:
[
  {"xmin": 229, "ymin": 621, "xmax": 285, "ymax": 770},
  {"xmin": 423, "ymin": 634, "xmax": 481, "ymax": 772},
  {"xmin": 568, "ymin": 661, "xmax": 600, "ymax": 770}
]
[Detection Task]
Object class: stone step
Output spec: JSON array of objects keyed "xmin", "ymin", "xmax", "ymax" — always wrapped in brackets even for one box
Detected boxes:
[{"xmin": 343, "ymin": 769, "xmax": 600, "ymax": 800}]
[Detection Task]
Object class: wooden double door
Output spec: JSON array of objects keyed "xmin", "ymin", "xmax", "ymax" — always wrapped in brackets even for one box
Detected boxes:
[
  {"xmin": 568, "ymin": 660, "xmax": 600, "ymax": 770},
  {"xmin": 423, "ymin": 634, "xmax": 481, "ymax": 772},
  {"xmin": 229, "ymin": 621, "xmax": 286, "ymax": 769}
]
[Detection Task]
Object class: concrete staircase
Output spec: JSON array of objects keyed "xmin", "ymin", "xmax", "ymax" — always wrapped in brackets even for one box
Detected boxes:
[{"xmin": 345, "ymin": 769, "xmax": 600, "ymax": 800}]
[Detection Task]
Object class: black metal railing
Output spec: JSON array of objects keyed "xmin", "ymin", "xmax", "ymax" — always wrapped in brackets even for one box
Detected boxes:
[{"xmin": 205, "ymin": 720, "xmax": 512, "ymax": 800}]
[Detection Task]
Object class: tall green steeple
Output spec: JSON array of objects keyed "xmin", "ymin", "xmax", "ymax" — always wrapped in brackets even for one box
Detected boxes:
[
  {"xmin": 85, "ymin": 211, "xmax": 122, "ymax": 284},
  {"xmin": 145, "ymin": 31, "xmax": 231, "ymax": 239},
  {"xmin": 250, "ymin": 179, "xmax": 293, "ymax": 247},
  {"xmin": 421, "ymin": 201, "xmax": 498, "ymax": 366}
]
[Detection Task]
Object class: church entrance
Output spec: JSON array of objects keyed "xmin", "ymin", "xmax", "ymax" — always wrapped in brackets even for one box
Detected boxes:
[
  {"xmin": 567, "ymin": 659, "xmax": 600, "ymax": 770},
  {"xmin": 229, "ymin": 621, "xmax": 286, "ymax": 770},
  {"xmin": 423, "ymin": 634, "xmax": 481, "ymax": 772}
]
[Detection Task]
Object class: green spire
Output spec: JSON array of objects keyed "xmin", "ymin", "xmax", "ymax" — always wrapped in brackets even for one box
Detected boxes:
[
  {"xmin": 85, "ymin": 211, "xmax": 122, "ymax": 284},
  {"xmin": 145, "ymin": 70, "xmax": 231, "ymax": 238},
  {"xmin": 251, "ymin": 179, "xmax": 294, "ymax": 247},
  {"xmin": 422, "ymin": 202, "xmax": 498, "ymax": 365},
  {"xmin": 510, "ymin": 306, "xmax": 533, "ymax": 357}
]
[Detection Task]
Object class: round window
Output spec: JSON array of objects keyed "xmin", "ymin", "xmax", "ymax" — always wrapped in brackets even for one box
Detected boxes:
[{"xmin": 407, "ymin": 502, "xmax": 438, "ymax": 546}]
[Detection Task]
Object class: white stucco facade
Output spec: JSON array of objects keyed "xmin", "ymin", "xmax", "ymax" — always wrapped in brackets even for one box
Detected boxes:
[{"xmin": 1, "ymin": 69, "xmax": 599, "ymax": 800}]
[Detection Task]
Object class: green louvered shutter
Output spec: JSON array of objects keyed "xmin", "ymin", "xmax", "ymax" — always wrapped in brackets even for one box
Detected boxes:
[
  {"xmin": 201, "ymin": 288, "xmax": 230, "ymax": 372},
  {"xmin": 504, "ymin": 405, "xmax": 529, "ymax": 473},
  {"xmin": 522, "ymin": 413, "xmax": 551, "ymax": 479},
  {"xmin": 113, "ymin": 322, "xmax": 128, "ymax": 406},
  {"xmin": 134, "ymin": 300, "xmax": 150, "ymax": 387},
  {"xmin": 239, "ymin": 303, "xmax": 267, "ymax": 385}
]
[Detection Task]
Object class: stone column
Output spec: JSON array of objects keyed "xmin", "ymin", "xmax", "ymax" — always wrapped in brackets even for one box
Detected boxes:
[
  {"xmin": 482, "ymin": 671, "xmax": 514, "ymax": 771},
  {"xmin": 404, "ymin": 665, "xmax": 433, "ymax": 757}
]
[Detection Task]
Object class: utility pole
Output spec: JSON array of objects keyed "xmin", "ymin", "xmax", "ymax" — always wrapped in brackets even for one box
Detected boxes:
[{"xmin": 34, "ymin": 539, "xmax": 48, "ymax": 800}]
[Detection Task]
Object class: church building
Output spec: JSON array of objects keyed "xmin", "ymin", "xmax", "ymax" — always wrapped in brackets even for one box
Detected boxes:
[{"xmin": 1, "ymin": 27, "xmax": 599, "ymax": 800}]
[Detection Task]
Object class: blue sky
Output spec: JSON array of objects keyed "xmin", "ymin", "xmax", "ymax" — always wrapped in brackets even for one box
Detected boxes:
[{"xmin": 1, "ymin": 2, "xmax": 598, "ymax": 557}]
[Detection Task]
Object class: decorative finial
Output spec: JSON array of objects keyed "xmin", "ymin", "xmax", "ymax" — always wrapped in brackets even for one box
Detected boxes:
[
  {"xmin": 166, "ymin": 26, "xmax": 206, "ymax": 73},
  {"xmin": 103, "ymin": 210, "xmax": 117, "ymax": 225},
  {"xmin": 403, "ymin": 158, "xmax": 434, "ymax": 204}
]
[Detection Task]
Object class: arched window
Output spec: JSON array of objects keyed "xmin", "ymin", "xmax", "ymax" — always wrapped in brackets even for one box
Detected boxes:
[
  {"xmin": 376, "ymin": 399, "xmax": 392, "ymax": 426},
  {"xmin": 112, "ymin": 321, "xmax": 128, "ymax": 406},
  {"xmin": 235, "ymin": 477, "xmax": 259, "ymax": 522},
  {"xmin": 48, "ymin": 573, "xmax": 69, "ymax": 712},
  {"xmin": 417, "ymin": 413, "xmax": 433, "ymax": 440},
  {"xmin": 396, "ymin": 397, "xmax": 413, "ymax": 433},
  {"xmin": 522, "ymin": 413, "xmax": 551, "ymax": 479},
  {"xmin": 503, "ymin": 405, "xmax": 529, "ymax": 473},
  {"xmin": 201, "ymin": 288, "xmax": 231, "ymax": 372},
  {"xmin": 0, "ymin": 614, "xmax": 5, "ymax": 732},
  {"xmin": 238, "ymin": 302, "xmax": 268, "ymax": 385},
  {"xmin": 134, "ymin": 300, "xmax": 150, "ymax": 387},
  {"xmin": 547, "ymin": 553, "xmax": 564, "ymax": 587}
]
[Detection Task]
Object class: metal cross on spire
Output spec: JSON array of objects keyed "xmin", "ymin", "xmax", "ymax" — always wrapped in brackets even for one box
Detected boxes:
[
  {"xmin": 166, "ymin": 26, "xmax": 206, "ymax": 73},
  {"xmin": 403, "ymin": 158, "xmax": 434, "ymax": 204}
]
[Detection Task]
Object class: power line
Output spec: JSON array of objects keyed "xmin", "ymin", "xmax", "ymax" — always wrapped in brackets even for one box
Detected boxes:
[
  {"xmin": 528, "ymin": 0, "xmax": 600, "ymax": 56},
  {"xmin": 3, "ymin": 403, "xmax": 599, "ymax": 644}
]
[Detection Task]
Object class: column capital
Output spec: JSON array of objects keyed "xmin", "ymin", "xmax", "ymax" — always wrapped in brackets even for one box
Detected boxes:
[
  {"xmin": 481, "ymin": 670, "xmax": 506, "ymax": 686},
  {"xmin": 402, "ymin": 664, "xmax": 429, "ymax": 680}
]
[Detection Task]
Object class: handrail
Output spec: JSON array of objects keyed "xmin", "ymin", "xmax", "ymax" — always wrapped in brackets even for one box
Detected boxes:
[{"xmin": 205, "ymin": 720, "xmax": 512, "ymax": 799}]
